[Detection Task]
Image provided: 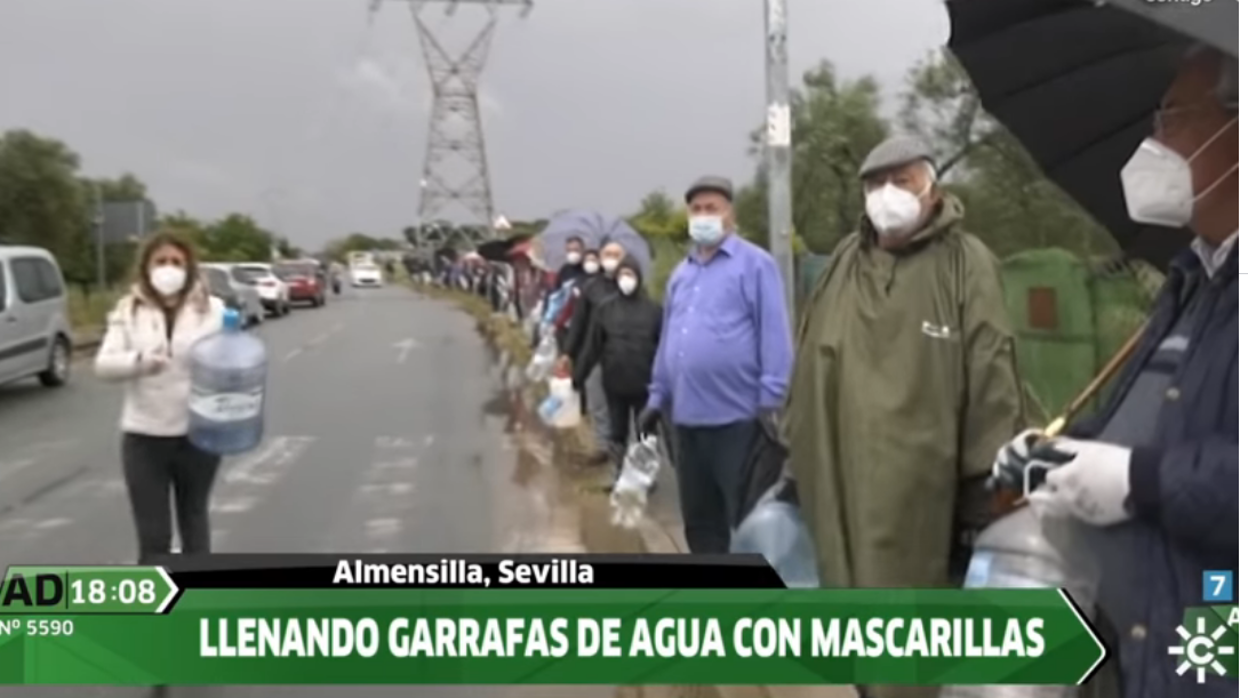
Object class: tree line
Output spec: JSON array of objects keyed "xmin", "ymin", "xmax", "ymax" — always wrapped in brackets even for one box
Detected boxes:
[
  {"xmin": 627, "ymin": 52, "xmax": 1118, "ymax": 264},
  {"xmin": 0, "ymin": 129, "xmax": 414, "ymax": 293}
]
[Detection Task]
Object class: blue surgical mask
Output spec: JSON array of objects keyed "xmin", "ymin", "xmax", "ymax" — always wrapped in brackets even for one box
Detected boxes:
[{"xmin": 688, "ymin": 215, "xmax": 724, "ymax": 245}]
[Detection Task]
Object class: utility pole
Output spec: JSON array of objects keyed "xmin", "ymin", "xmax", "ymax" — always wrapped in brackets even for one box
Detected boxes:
[
  {"xmin": 763, "ymin": 0, "xmax": 795, "ymax": 321},
  {"xmin": 92, "ymin": 182, "xmax": 105, "ymax": 291},
  {"xmin": 371, "ymin": 0, "xmax": 532, "ymax": 253}
]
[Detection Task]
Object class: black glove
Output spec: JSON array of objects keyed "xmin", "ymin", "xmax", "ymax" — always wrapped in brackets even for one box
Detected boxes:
[
  {"xmin": 990, "ymin": 429, "xmax": 1076, "ymax": 496},
  {"xmin": 637, "ymin": 408, "xmax": 661, "ymax": 436}
]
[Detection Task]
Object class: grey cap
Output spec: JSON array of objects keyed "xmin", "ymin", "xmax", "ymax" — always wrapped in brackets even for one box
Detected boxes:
[
  {"xmin": 858, "ymin": 135, "xmax": 936, "ymax": 179},
  {"xmin": 684, "ymin": 175, "xmax": 734, "ymax": 203}
]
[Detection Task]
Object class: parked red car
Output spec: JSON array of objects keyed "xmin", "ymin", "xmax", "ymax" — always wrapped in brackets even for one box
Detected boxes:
[{"xmin": 273, "ymin": 261, "xmax": 327, "ymax": 307}]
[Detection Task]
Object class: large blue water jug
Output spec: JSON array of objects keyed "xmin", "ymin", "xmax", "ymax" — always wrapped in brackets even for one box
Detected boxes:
[
  {"xmin": 187, "ymin": 308, "xmax": 267, "ymax": 455},
  {"xmin": 729, "ymin": 481, "xmax": 820, "ymax": 589}
]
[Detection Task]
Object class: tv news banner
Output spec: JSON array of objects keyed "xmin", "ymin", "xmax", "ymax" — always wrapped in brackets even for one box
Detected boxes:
[{"xmin": 0, "ymin": 554, "xmax": 1115, "ymax": 686}]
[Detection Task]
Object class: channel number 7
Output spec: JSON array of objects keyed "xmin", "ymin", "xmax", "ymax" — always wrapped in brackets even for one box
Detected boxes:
[{"xmin": 1203, "ymin": 571, "xmax": 1235, "ymax": 603}]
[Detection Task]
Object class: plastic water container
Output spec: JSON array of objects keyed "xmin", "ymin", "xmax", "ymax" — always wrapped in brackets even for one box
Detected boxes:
[
  {"xmin": 730, "ymin": 480, "xmax": 820, "ymax": 589},
  {"xmin": 610, "ymin": 436, "xmax": 661, "ymax": 529},
  {"xmin": 939, "ymin": 507, "xmax": 1099, "ymax": 698},
  {"xmin": 538, "ymin": 377, "xmax": 581, "ymax": 429},
  {"xmin": 187, "ymin": 308, "xmax": 267, "ymax": 456},
  {"xmin": 526, "ymin": 331, "xmax": 558, "ymax": 383}
]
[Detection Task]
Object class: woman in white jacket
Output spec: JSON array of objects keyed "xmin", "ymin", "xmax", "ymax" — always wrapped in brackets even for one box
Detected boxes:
[{"xmin": 95, "ymin": 232, "xmax": 225, "ymax": 563}]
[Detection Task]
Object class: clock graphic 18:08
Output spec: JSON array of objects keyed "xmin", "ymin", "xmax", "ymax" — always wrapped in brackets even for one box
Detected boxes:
[{"xmin": 0, "ymin": 566, "xmax": 181, "ymax": 615}]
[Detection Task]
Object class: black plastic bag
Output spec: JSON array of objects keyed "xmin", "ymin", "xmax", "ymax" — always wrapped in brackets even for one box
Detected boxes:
[{"xmin": 734, "ymin": 418, "xmax": 795, "ymax": 529}]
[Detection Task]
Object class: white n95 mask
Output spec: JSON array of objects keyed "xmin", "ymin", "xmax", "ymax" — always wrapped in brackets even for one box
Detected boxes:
[
  {"xmin": 149, "ymin": 265, "xmax": 187, "ymax": 297},
  {"xmin": 865, "ymin": 183, "xmax": 924, "ymax": 237},
  {"xmin": 1120, "ymin": 116, "xmax": 1238, "ymax": 228}
]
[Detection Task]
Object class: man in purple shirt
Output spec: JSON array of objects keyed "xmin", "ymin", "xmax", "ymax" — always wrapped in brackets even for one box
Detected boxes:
[{"xmin": 638, "ymin": 175, "xmax": 794, "ymax": 553}]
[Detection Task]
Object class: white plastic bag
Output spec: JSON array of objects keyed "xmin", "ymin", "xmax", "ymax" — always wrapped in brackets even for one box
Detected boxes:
[
  {"xmin": 609, "ymin": 435, "xmax": 661, "ymax": 529},
  {"xmin": 538, "ymin": 377, "xmax": 581, "ymax": 429}
]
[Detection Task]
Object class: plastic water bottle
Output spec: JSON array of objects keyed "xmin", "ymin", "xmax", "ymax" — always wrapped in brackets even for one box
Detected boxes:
[
  {"xmin": 610, "ymin": 436, "xmax": 661, "ymax": 529},
  {"xmin": 730, "ymin": 481, "xmax": 820, "ymax": 588},
  {"xmin": 940, "ymin": 508, "xmax": 1098, "ymax": 698},
  {"xmin": 187, "ymin": 308, "xmax": 267, "ymax": 455},
  {"xmin": 526, "ymin": 331, "xmax": 558, "ymax": 383}
]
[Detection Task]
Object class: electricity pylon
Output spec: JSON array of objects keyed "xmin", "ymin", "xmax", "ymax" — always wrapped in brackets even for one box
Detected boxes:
[{"xmin": 371, "ymin": 0, "xmax": 532, "ymax": 252}]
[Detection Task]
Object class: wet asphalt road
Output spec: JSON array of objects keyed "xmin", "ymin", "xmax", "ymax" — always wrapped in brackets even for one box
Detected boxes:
[{"xmin": 0, "ymin": 285, "xmax": 606, "ymax": 698}]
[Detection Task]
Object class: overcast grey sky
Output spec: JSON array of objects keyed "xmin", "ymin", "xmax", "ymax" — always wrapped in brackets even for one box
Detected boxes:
[{"xmin": 0, "ymin": 0, "xmax": 950, "ymax": 249}]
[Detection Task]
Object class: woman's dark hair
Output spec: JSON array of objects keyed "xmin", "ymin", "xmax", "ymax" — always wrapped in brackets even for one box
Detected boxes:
[{"xmin": 133, "ymin": 230, "xmax": 203, "ymax": 308}]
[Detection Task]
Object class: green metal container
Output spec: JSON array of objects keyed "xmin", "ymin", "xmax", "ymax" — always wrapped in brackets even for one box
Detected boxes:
[{"xmin": 1001, "ymin": 249, "xmax": 1155, "ymax": 422}]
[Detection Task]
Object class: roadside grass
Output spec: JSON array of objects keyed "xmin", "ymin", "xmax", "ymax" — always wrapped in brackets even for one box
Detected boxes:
[
  {"xmin": 418, "ymin": 284, "xmax": 602, "ymax": 461},
  {"xmin": 67, "ymin": 286, "xmax": 122, "ymax": 339}
]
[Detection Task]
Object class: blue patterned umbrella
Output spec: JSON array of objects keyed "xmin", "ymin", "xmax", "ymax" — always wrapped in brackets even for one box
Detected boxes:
[{"xmin": 537, "ymin": 210, "xmax": 652, "ymax": 277}]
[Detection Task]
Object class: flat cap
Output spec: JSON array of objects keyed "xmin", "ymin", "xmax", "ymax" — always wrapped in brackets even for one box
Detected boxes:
[
  {"xmin": 684, "ymin": 175, "xmax": 734, "ymax": 203},
  {"xmin": 858, "ymin": 135, "xmax": 936, "ymax": 179}
]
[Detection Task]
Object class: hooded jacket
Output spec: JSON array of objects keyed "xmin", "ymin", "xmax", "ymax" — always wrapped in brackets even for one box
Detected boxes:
[
  {"xmin": 95, "ymin": 282, "xmax": 225, "ymax": 436},
  {"xmin": 573, "ymin": 256, "xmax": 662, "ymax": 398},
  {"xmin": 786, "ymin": 193, "xmax": 1024, "ymax": 585},
  {"xmin": 560, "ymin": 263, "xmax": 618, "ymax": 359}
]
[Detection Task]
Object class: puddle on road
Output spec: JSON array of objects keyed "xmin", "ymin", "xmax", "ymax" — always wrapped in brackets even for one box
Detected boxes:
[{"xmin": 478, "ymin": 352, "xmax": 647, "ymax": 556}]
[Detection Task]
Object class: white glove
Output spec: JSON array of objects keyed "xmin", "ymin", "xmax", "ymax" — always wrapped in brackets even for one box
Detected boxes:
[{"xmin": 1027, "ymin": 437, "xmax": 1132, "ymax": 526}]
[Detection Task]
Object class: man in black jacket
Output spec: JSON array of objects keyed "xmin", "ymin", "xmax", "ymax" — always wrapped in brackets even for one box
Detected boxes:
[{"xmin": 572, "ymin": 255, "xmax": 662, "ymax": 486}]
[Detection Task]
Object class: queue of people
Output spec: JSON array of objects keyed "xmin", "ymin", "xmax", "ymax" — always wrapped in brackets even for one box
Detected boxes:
[
  {"xmin": 91, "ymin": 42, "xmax": 1234, "ymax": 698},
  {"xmin": 534, "ymin": 45, "xmax": 1237, "ymax": 698}
]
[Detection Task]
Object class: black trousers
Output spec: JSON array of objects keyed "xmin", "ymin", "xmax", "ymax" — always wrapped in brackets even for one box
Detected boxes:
[
  {"xmin": 605, "ymin": 392, "xmax": 648, "ymax": 467},
  {"xmin": 121, "ymin": 433, "xmax": 222, "ymax": 564},
  {"xmin": 673, "ymin": 420, "xmax": 759, "ymax": 554}
]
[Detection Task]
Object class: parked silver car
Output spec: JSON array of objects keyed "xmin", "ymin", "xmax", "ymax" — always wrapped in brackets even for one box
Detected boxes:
[
  {"xmin": 0, "ymin": 246, "xmax": 73, "ymax": 388},
  {"xmin": 201, "ymin": 263, "xmax": 265, "ymax": 326}
]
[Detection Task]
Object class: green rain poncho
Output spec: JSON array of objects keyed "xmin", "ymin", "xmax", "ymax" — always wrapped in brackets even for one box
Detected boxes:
[{"xmin": 786, "ymin": 195, "xmax": 1025, "ymax": 593}]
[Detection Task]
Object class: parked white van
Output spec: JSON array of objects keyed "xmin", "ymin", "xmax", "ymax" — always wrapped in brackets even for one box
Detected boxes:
[{"xmin": 0, "ymin": 246, "xmax": 73, "ymax": 388}]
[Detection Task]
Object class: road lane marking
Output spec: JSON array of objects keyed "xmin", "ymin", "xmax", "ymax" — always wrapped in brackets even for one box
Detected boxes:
[
  {"xmin": 308, "ymin": 333, "xmax": 330, "ymax": 346},
  {"xmin": 221, "ymin": 436, "xmax": 315, "ymax": 486},
  {"xmin": 365, "ymin": 518, "xmax": 401, "ymax": 538},
  {"xmin": 392, "ymin": 338, "xmax": 419, "ymax": 364},
  {"xmin": 33, "ymin": 517, "xmax": 72, "ymax": 530},
  {"xmin": 320, "ymin": 436, "xmax": 423, "ymax": 551},
  {"xmin": 209, "ymin": 496, "xmax": 259, "ymax": 514},
  {"xmin": 372, "ymin": 456, "xmax": 419, "ymax": 471},
  {"xmin": 283, "ymin": 348, "xmax": 303, "ymax": 362},
  {"xmin": 0, "ymin": 458, "xmax": 38, "ymax": 484},
  {"xmin": 359, "ymin": 482, "xmax": 414, "ymax": 496}
]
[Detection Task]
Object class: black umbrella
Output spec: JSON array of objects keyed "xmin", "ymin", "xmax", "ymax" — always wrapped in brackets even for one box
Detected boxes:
[
  {"xmin": 1099, "ymin": 0, "xmax": 1236, "ymax": 58},
  {"xmin": 477, "ymin": 234, "xmax": 533, "ymax": 263},
  {"xmin": 946, "ymin": 0, "xmax": 1192, "ymax": 268}
]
